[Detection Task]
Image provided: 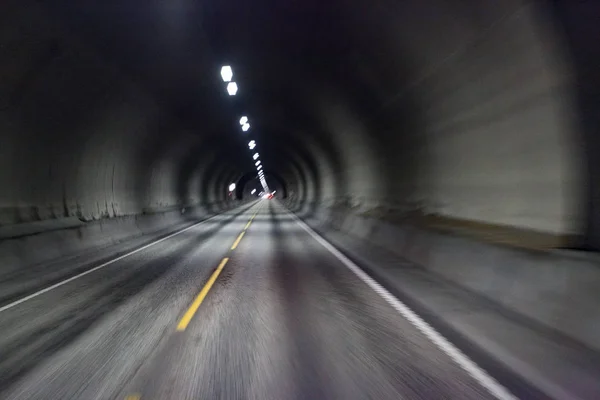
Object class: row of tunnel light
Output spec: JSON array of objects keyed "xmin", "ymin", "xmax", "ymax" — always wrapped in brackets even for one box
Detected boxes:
[{"xmin": 221, "ymin": 66, "xmax": 270, "ymax": 196}]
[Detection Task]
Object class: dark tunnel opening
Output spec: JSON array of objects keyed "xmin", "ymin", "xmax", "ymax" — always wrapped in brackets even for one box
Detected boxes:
[{"xmin": 235, "ymin": 171, "xmax": 288, "ymax": 200}]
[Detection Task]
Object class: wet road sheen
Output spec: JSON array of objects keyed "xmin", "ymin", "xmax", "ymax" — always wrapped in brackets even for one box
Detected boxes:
[{"xmin": 1, "ymin": 201, "xmax": 500, "ymax": 399}]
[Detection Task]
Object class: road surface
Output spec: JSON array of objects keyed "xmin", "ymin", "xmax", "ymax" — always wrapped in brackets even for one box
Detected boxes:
[{"xmin": 0, "ymin": 201, "xmax": 509, "ymax": 399}]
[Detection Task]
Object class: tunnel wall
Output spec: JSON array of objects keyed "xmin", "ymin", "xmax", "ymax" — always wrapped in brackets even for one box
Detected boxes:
[
  {"xmin": 412, "ymin": 2, "xmax": 583, "ymax": 235},
  {"xmin": 0, "ymin": 1, "xmax": 250, "ymax": 273},
  {"xmin": 1, "ymin": 1, "xmax": 178, "ymax": 225},
  {"xmin": 312, "ymin": 0, "xmax": 586, "ymax": 240},
  {"xmin": 0, "ymin": 1, "xmax": 228, "ymax": 228}
]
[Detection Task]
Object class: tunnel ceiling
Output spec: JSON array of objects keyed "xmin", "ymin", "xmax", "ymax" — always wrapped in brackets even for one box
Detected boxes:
[{"xmin": 44, "ymin": 0, "xmax": 406, "ymax": 180}]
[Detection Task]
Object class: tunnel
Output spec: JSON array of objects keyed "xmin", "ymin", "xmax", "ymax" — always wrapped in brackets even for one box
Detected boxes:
[{"xmin": 1, "ymin": 1, "xmax": 600, "ymax": 399}]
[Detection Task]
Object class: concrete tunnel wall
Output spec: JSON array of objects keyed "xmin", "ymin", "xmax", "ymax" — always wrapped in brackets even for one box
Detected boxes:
[
  {"xmin": 0, "ymin": 1, "xmax": 240, "ymax": 228},
  {"xmin": 0, "ymin": 0, "xmax": 594, "ymax": 251},
  {"xmin": 275, "ymin": 0, "xmax": 585, "ymax": 238}
]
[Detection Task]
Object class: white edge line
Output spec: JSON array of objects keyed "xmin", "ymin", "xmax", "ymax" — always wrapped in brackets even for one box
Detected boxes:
[
  {"xmin": 0, "ymin": 203, "xmax": 259, "ymax": 313},
  {"xmin": 287, "ymin": 209, "xmax": 518, "ymax": 400}
]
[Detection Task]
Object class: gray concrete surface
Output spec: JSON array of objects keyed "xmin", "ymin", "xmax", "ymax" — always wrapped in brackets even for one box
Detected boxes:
[
  {"xmin": 0, "ymin": 201, "xmax": 502, "ymax": 399},
  {"xmin": 303, "ymin": 205, "xmax": 600, "ymax": 356},
  {"xmin": 0, "ymin": 202, "xmax": 253, "ymax": 308},
  {"xmin": 309, "ymin": 218, "xmax": 600, "ymax": 399},
  {"xmin": 0, "ymin": 201, "xmax": 248, "ymax": 280}
]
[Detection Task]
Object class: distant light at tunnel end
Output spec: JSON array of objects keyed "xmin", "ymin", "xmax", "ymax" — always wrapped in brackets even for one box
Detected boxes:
[
  {"xmin": 227, "ymin": 82, "xmax": 238, "ymax": 96},
  {"xmin": 220, "ymin": 66, "xmax": 233, "ymax": 82}
]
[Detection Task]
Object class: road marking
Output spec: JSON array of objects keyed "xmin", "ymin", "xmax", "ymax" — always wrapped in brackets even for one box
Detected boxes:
[
  {"xmin": 0, "ymin": 211, "xmax": 235, "ymax": 314},
  {"xmin": 231, "ymin": 231, "xmax": 245, "ymax": 250},
  {"xmin": 125, "ymin": 395, "xmax": 141, "ymax": 400},
  {"xmin": 287, "ymin": 209, "xmax": 517, "ymax": 400},
  {"xmin": 244, "ymin": 220, "xmax": 252, "ymax": 230},
  {"xmin": 177, "ymin": 257, "xmax": 229, "ymax": 331},
  {"xmin": 0, "ymin": 202, "xmax": 262, "ymax": 313}
]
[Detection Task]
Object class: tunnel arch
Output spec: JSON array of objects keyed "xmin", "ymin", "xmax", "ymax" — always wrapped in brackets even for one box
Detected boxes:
[{"xmin": 0, "ymin": 0, "xmax": 594, "ymax": 249}]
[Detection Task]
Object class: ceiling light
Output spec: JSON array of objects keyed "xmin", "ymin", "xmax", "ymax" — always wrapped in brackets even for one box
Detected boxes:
[
  {"xmin": 242, "ymin": 123, "xmax": 250, "ymax": 132},
  {"xmin": 248, "ymin": 140, "xmax": 256, "ymax": 149},
  {"xmin": 228, "ymin": 183, "xmax": 236, "ymax": 192},
  {"xmin": 253, "ymin": 153, "xmax": 259, "ymax": 160},
  {"xmin": 221, "ymin": 66, "xmax": 233, "ymax": 82},
  {"xmin": 227, "ymin": 82, "xmax": 238, "ymax": 95},
  {"xmin": 255, "ymin": 160, "xmax": 261, "ymax": 166},
  {"xmin": 240, "ymin": 116, "xmax": 248, "ymax": 125}
]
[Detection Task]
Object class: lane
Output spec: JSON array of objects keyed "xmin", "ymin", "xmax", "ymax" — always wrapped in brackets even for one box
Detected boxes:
[
  {"xmin": 119, "ymin": 200, "xmax": 505, "ymax": 399},
  {"xmin": 0, "ymin": 202, "xmax": 261, "ymax": 399}
]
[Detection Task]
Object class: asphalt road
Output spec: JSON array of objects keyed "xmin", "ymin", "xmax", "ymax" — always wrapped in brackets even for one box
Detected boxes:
[{"xmin": 0, "ymin": 201, "xmax": 508, "ymax": 399}]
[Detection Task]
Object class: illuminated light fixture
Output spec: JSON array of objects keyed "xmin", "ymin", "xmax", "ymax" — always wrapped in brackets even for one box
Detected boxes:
[
  {"xmin": 251, "ymin": 189, "xmax": 256, "ymax": 194},
  {"xmin": 242, "ymin": 123, "xmax": 250, "ymax": 132},
  {"xmin": 258, "ymin": 167, "xmax": 263, "ymax": 171},
  {"xmin": 221, "ymin": 66, "xmax": 233, "ymax": 82},
  {"xmin": 248, "ymin": 140, "xmax": 256, "ymax": 149},
  {"xmin": 253, "ymin": 153, "xmax": 259, "ymax": 160},
  {"xmin": 227, "ymin": 82, "xmax": 238, "ymax": 96},
  {"xmin": 240, "ymin": 116, "xmax": 248, "ymax": 125},
  {"xmin": 255, "ymin": 160, "xmax": 261, "ymax": 166},
  {"xmin": 228, "ymin": 183, "xmax": 236, "ymax": 192}
]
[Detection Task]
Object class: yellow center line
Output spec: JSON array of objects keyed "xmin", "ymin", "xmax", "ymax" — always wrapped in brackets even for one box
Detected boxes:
[
  {"xmin": 176, "ymin": 257, "xmax": 229, "ymax": 331},
  {"xmin": 231, "ymin": 231, "xmax": 245, "ymax": 250},
  {"xmin": 244, "ymin": 220, "xmax": 252, "ymax": 230},
  {"xmin": 125, "ymin": 395, "xmax": 141, "ymax": 400}
]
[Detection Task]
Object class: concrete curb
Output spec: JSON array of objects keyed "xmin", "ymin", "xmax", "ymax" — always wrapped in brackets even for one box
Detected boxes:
[
  {"xmin": 0, "ymin": 201, "xmax": 248, "ymax": 276},
  {"xmin": 305, "ymin": 206, "xmax": 600, "ymax": 354}
]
